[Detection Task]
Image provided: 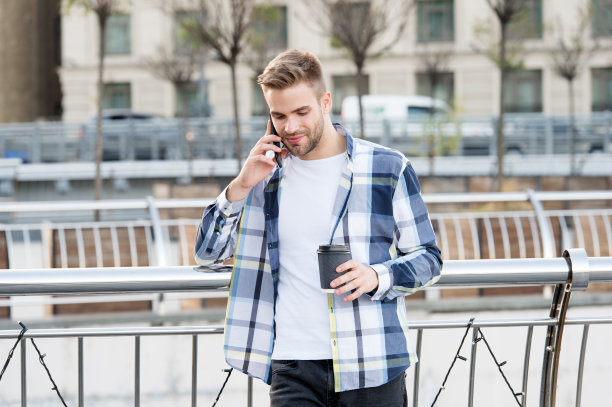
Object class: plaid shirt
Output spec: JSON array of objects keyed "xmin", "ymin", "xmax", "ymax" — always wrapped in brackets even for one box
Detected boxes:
[{"xmin": 195, "ymin": 124, "xmax": 442, "ymax": 392}]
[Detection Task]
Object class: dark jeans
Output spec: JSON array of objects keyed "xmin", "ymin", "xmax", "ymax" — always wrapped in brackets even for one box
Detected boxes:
[{"xmin": 269, "ymin": 359, "xmax": 408, "ymax": 407}]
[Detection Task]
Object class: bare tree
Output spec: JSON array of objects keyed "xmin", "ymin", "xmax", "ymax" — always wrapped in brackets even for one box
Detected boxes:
[
  {"xmin": 243, "ymin": 4, "xmax": 286, "ymax": 77},
  {"xmin": 305, "ymin": 0, "xmax": 414, "ymax": 139},
  {"xmin": 181, "ymin": 0, "xmax": 255, "ymax": 168},
  {"xmin": 417, "ymin": 48, "xmax": 452, "ymax": 176},
  {"xmin": 144, "ymin": 46, "xmax": 197, "ymax": 181},
  {"xmin": 475, "ymin": 0, "xmax": 529, "ymax": 191},
  {"xmin": 549, "ymin": 5, "xmax": 594, "ymax": 176},
  {"xmin": 65, "ymin": 0, "xmax": 118, "ymax": 218}
]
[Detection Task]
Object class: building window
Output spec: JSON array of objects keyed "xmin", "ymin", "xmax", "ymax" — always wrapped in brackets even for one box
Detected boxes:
[
  {"xmin": 103, "ymin": 83, "xmax": 131, "ymax": 109},
  {"xmin": 176, "ymin": 81, "xmax": 211, "ymax": 117},
  {"xmin": 417, "ymin": 0, "xmax": 454, "ymax": 43},
  {"xmin": 252, "ymin": 5, "xmax": 288, "ymax": 50},
  {"xmin": 592, "ymin": 68, "xmax": 612, "ymax": 111},
  {"xmin": 592, "ymin": 0, "xmax": 612, "ymax": 37},
  {"xmin": 503, "ymin": 70, "xmax": 542, "ymax": 113},
  {"xmin": 416, "ymin": 72, "xmax": 454, "ymax": 105},
  {"xmin": 105, "ymin": 14, "xmax": 131, "ymax": 55},
  {"xmin": 252, "ymin": 78, "xmax": 268, "ymax": 117},
  {"xmin": 508, "ymin": 0, "xmax": 542, "ymax": 39},
  {"xmin": 174, "ymin": 11, "xmax": 196, "ymax": 55},
  {"xmin": 332, "ymin": 75, "xmax": 370, "ymax": 116}
]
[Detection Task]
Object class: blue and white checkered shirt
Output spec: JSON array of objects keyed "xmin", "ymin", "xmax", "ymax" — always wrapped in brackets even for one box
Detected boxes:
[{"xmin": 195, "ymin": 124, "xmax": 442, "ymax": 392}]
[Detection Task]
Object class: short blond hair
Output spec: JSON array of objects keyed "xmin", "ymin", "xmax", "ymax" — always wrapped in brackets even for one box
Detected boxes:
[{"xmin": 257, "ymin": 49, "xmax": 326, "ymax": 98}]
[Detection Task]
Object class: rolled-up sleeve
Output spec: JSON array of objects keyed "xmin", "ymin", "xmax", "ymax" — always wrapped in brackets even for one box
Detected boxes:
[
  {"xmin": 194, "ymin": 186, "xmax": 246, "ymax": 266},
  {"xmin": 371, "ymin": 162, "xmax": 442, "ymax": 301}
]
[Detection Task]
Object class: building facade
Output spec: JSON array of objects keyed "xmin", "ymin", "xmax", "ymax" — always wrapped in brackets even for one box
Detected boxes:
[
  {"xmin": 0, "ymin": 0, "xmax": 62, "ymax": 123},
  {"xmin": 58, "ymin": 0, "xmax": 612, "ymax": 123}
]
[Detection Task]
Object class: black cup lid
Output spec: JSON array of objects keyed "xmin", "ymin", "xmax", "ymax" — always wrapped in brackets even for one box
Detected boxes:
[{"xmin": 318, "ymin": 244, "xmax": 349, "ymax": 252}]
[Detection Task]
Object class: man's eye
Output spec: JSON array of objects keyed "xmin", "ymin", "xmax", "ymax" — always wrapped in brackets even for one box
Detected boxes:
[{"xmin": 297, "ymin": 111, "xmax": 308, "ymax": 116}]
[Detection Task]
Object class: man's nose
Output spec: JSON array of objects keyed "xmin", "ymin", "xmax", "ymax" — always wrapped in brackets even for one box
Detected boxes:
[{"xmin": 284, "ymin": 116, "xmax": 299, "ymax": 134}]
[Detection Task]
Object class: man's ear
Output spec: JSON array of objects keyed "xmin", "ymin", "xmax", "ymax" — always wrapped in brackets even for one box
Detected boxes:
[{"xmin": 320, "ymin": 91, "xmax": 332, "ymax": 114}]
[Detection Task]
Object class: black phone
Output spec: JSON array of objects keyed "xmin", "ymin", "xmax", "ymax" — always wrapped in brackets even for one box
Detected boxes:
[{"xmin": 269, "ymin": 115, "xmax": 283, "ymax": 168}]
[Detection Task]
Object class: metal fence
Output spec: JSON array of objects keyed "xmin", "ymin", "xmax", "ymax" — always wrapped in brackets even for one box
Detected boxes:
[
  {"xmin": 0, "ymin": 113, "xmax": 611, "ymax": 163},
  {"xmin": 0, "ymin": 252, "xmax": 611, "ymax": 406},
  {"xmin": 0, "ymin": 190, "xmax": 610, "ymax": 323},
  {"xmin": 1, "ymin": 191, "xmax": 611, "ymax": 269}
]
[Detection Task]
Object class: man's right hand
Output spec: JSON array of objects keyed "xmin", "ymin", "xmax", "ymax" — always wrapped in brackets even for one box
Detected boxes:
[{"xmin": 226, "ymin": 120, "xmax": 285, "ymax": 202}]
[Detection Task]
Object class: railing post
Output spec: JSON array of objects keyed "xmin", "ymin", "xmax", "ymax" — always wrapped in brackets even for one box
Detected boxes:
[
  {"xmin": 575, "ymin": 324, "xmax": 589, "ymax": 407},
  {"xmin": 467, "ymin": 327, "xmax": 479, "ymax": 407},
  {"xmin": 540, "ymin": 248, "xmax": 589, "ymax": 407},
  {"xmin": 191, "ymin": 335, "xmax": 198, "ymax": 407},
  {"xmin": 146, "ymin": 197, "xmax": 176, "ymax": 314},
  {"xmin": 21, "ymin": 338, "xmax": 26, "ymax": 407},
  {"xmin": 527, "ymin": 190, "xmax": 555, "ymax": 258},
  {"xmin": 545, "ymin": 116, "xmax": 554, "ymax": 155},
  {"xmin": 146, "ymin": 196, "xmax": 168, "ymax": 267},
  {"xmin": 135, "ymin": 336, "xmax": 140, "ymax": 407},
  {"xmin": 78, "ymin": 337, "xmax": 84, "ymax": 407},
  {"xmin": 412, "ymin": 329, "xmax": 423, "ymax": 406}
]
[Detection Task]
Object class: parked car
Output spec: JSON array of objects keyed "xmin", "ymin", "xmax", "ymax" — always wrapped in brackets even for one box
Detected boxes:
[
  {"xmin": 77, "ymin": 110, "xmax": 181, "ymax": 161},
  {"xmin": 340, "ymin": 95, "xmax": 493, "ymax": 156}
]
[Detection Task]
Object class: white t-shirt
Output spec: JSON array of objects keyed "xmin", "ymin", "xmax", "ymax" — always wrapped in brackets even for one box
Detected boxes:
[{"xmin": 271, "ymin": 152, "xmax": 346, "ymax": 360}]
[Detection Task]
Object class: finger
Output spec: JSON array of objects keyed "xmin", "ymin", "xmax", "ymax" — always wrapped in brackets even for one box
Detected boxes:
[
  {"xmin": 256, "ymin": 133, "xmax": 282, "ymax": 146},
  {"xmin": 336, "ymin": 259, "xmax": 358, "ymax": 273},
  {"xmin": 330, "ymin": 270, "xmax": 355, "ymax": 289},
  {"xmin": 342, "ymin": 281, "xmax": 366, "ymax": 302},
  {"xmin": 343, "ymin": 288, "xmax": 364, "ymax": 302},
  {"xmin": 333, "ymin": 274, "xmax": 363, "ymax": 295}
]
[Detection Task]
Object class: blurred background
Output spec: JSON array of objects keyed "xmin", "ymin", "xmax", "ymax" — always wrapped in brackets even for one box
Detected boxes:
[
  {"xmin": 0, "ymin": 1, "xmax": 612, "ymax": 406},
  {"xmin": 0, "ymin": 0, "xmax": 610, "ymax": 202}
]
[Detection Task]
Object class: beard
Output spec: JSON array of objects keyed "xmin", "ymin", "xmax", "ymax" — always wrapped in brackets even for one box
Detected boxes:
[{"xmin": 281, "ymin": 110, "xmax": 325, "ymax": 158}]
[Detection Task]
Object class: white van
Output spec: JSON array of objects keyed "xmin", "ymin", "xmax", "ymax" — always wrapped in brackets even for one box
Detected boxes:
[{"xmin": 340, "ymin": 94, "xmax": 449, "ymax": 123}]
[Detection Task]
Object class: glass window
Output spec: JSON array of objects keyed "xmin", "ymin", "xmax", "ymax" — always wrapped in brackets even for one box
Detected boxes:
[
  {"xmin": 503, "ymin": 70, "xmax": 542, "ymax": 113},
  {"xmin": 416, "ymin": 72, "xmax": 454, "ymax": 105},
  {"xmin": 103, "ymin": 83, "xmax": 131, "ymax": 109},
  {"xmin": 176, "ymin": 81, "xmax": 211, "ymax": 117},
  {"xmin": 332, "ymin": 75, "xmax": 370, "ymax": 115},
  {"xmin": 592, "ymin": 0, "xmax": 612, "ymax": 37},
  {"xmin": 592, "ymin": 68, "xmax": 612, "ymax": 111},
  {"xmin": 508, "ymin": 0, "xmax": 542, "ymax": 39},
  {"xmin": 105, "ymin": 14, "xmax": 131, "ymax": 55},
  {"xmin": 174, "ymin": 11, "xmax": 196, "ymax": 55},
  {"xmin": 252, "ymin": 78, "xmax": 268, "ymax": 117},
  {"xmin": 251, "ymin": 5, "xmax": 288, "ymax": 50},
  {"xmin": 417, "ymin": 0, "xmax": 454, "ymax": 43}
]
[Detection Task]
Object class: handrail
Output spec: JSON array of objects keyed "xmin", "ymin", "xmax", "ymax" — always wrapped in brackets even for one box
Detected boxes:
[
  {"xmin": 0, "ymin": 190, "xmax": 609, "ymax": 213},
  {"xmin": 0, "ymin": 252, "xmax": 611, "ymax": 406},
  {"xmin": 1, "ymin": 255, "xmax": 611, "ymax": 296}
]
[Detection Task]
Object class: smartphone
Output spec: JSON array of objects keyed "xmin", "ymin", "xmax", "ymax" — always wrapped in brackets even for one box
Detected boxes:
[{"xmin": 269, "ymin": 115, "xmax": 283, "ymax": 168}]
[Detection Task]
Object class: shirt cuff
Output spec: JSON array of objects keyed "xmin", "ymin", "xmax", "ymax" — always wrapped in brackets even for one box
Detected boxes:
[
  {"xmin": 369, "ymin": 263, "xmax": 392, "ymax": 301},
  {"xmin": 217, "ymin": 185, "xmax": 247, "ymax": 218}
]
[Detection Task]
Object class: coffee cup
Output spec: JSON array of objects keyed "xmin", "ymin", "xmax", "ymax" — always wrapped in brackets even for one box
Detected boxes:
[{"xmin": 317, "ymin": 244, "xmax": 351, "ymax": 293}]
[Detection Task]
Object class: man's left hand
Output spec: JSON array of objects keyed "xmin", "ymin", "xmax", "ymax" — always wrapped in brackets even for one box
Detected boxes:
[{"xmin": 330, "ymin": 260, "xmax": 379, "ymax": 302}]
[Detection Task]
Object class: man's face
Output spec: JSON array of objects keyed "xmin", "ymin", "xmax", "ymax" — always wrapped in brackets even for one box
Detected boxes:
[{"xmin": 264, "ymin": 82, "xmax": 330, "ymax": 160}]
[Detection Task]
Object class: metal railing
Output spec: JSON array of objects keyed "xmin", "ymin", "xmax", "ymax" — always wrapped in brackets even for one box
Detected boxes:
[
  {"xmin": 0, "ymin": 190, "xmax": 610, "ymax": 314},
  {"xmin": 0, "ymin": 252, "xmax": 611, "ymax": 406},
  {"xmin": 0, "ymin": 113, "xmax": 610, "ymax": 163}
]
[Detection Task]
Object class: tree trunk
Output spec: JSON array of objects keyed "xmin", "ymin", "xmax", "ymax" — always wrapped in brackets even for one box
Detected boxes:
[
  {"xmin": 94, "ymin": 15, "xmax": 107, "ymax": 220},
  {"xmin": 428, "ymin": 76, "xmax": 438, "ymax": 177},
  {"xmin": 356, "ymin": 67, "xmax": 366, "ymax": 140},
  {"xmin": 495, "ymin": 22, "xmax": 508, "ymax": 192},
  {"xmin": 568, "ymin": 78, "xmax": 576, "ymax": 176},
  {"xmin": 230, "ymin": 62, "xmax": 243, "ymax": 169},
  {"xmin": 181, "ymin": 86, "xmax": 193, "ymax": 183}
]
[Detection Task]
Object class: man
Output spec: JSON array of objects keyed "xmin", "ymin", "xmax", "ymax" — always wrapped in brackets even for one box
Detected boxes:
[{"xmin": 195, "ymin": 49, "xmax": 442, "ymax": 406}]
